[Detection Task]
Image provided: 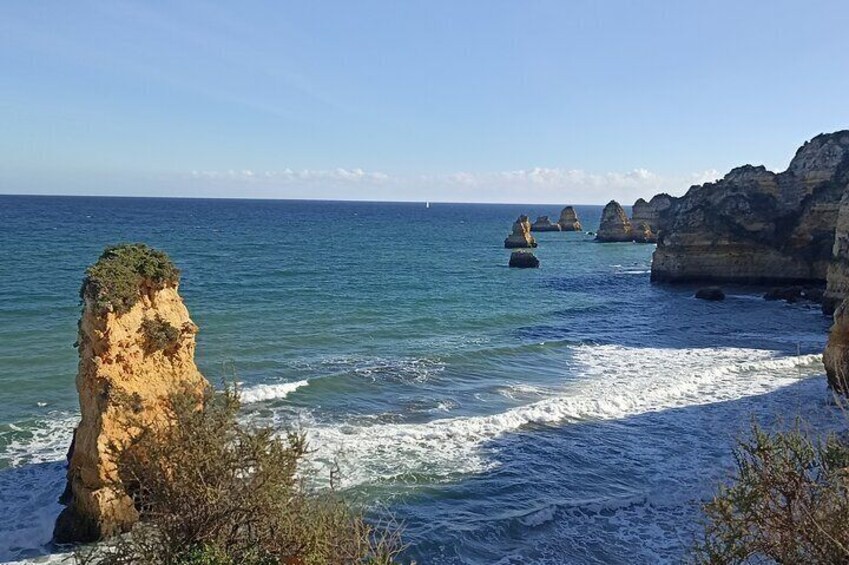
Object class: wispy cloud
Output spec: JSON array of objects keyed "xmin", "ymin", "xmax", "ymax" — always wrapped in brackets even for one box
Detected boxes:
[{"xmin": 187, "ymin": 167, "xmax": 721, "ymax": 203}]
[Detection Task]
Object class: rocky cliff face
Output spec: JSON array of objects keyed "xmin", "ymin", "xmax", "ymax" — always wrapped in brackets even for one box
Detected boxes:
[
  {"xmin": 824, "ymin": 189, "xmax": 849, "ymax": 313},
  {"xmin": 631, "ymin": 194, "xmax": 675, "ymax": 236},
  {"xmin": 596, "ymin": 201, "xmax": 632, "ymax": 242},
  {"xmin": 652, "ymin": 131, "xmax": 849, "ymax": 284},
  {"xmin": 504, "ymin": 215, "xmax": 538, "ymax": 248},
  {"xmin": 557, "ymin": 206, "xmax": 582, "ymax": 231},
  {"xmin": 530, "ymin": 215, "xmax": 561, "ymax": 232},
  {"xmin": 824, "ymin": 298, "xmax": 849, "ymax": 394},
  {"xmin": 54, "ymin": 244, "xmax": 209, "ymax": 543}
]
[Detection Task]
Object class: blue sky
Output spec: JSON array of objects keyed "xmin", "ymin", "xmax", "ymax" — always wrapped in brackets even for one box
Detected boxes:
[{"xmin": 2, "ymin": 1, "xmax": 848, "ymax": 203}]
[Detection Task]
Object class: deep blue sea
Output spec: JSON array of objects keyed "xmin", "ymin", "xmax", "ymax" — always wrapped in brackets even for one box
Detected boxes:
[{"xmin": 0, "ymin": 195, "xmax": 841, "ymax": 564}]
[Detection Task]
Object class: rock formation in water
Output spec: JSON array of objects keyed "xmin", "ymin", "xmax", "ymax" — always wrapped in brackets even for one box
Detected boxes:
[
  {"xmin": 504, "ymin": 215, "xmax": 538, "ymax": 248},
  {"xmin": 530, "ymin": 215, "xmax": 561, "ymax": 232},
  {"xmin": 54, "ymin": 244, "xmax": 209, "ymax": 543},
  {"xmin": 631, "ymin": 221, "xmax": 657, "ymax": 244},
  {"xmin": 631, "ymin": 194, "xmax": 675, "ymax": 236},
  {"xmin": 652, "ymin": 131, "xmax": 849, "ymax": 285},
  {"xmin": 557, "ymin": 206, "xmax": 583, "ymax": 231},
  {"xmin": 695, "ymin": 287, "xmax": 725, "ymax": 301},
  {"xmin": 509, "ymin": 250, "xmax": 540, "ymax": 268},
  {"xmin": 595, "ymin": 201, "xmax": 633, "ymax": 242},
  {"xmin": 824, "ymin": 189, "xmax": 849, "ymax": 313}
]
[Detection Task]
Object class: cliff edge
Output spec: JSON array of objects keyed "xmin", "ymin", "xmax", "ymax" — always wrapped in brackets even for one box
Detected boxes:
[{"xmin": 651, "ymin": 131, "xmax": 849, "ymax": 285}]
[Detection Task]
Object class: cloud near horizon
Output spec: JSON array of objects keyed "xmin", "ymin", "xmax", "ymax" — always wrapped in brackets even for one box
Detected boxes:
[{"xmin": 188, "ymin": 166, "xmax": 721, "ymax": 204}]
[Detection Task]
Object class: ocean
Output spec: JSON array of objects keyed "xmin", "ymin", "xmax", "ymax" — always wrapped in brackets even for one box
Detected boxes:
[{"xmin": 0, "ymin": 195, "xmax": 840, "ymax": 564}]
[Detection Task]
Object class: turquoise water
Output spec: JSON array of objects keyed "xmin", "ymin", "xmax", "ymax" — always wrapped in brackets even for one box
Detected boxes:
[{"xmin": 0, "ymin": 195, "xmax": 839, "ymax": 563}]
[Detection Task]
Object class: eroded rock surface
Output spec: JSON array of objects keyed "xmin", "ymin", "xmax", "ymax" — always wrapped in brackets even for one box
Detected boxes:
[
  {"xmin": 557, "ymin": 206, "xmax": 583, "ymax": 231},
  {"xmin": 596, "ymin": 201, "xmax": 632, "ymax": 242},
  {"xmin": 530, "ymin": 216, "xmax": 561, "ymax": 232},
  {"xmin": 504, "ymin": 215, "xmax": 538, "ymax": 248},
  {"xmin": 652, "ymin": 131, "xmax": 849, "ymax": 285},
  {"xmin": 54, "ymin": 244, "xmax": 209, "ymax": 543}
]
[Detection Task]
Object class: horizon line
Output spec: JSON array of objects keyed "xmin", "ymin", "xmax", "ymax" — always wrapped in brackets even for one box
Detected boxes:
[{"xmin": 0, "ymin": 192, "xmax": 616, "ymax": 207}]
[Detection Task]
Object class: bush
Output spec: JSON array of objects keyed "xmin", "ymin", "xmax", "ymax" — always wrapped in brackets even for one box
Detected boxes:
[
  {"xmin": 76, "ymin": 386, "xmax": 404, "ymax": 565},
  {"xmin": 140, "ymin": 315, "xmax": 181, "ymax": 354},
  {"xmin": 81, "ymin": 244, "xmax": 180, "ymax": 315},
  {"xmin": 693, "ymin": 421, "xmax": 849, "ymax": 564}
]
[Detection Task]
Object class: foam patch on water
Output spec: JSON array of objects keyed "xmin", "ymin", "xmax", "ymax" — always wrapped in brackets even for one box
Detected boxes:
[
  {"xmin": 239, "ymin": 380, "xmax": 310, "ymax": 404},
  {"xmin": 299, "ymin": 346, "xmax": 825, "ymax": 487}
]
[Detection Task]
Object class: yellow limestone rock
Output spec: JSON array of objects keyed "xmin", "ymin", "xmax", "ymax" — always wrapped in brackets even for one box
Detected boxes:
[{"xmin": 54, "ymin": 244, "xmax": 209, "ymax": 543}]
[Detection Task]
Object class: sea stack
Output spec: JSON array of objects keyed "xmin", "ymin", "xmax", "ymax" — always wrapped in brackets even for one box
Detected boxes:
[
  {"xmin": 509, "ymin": 250, "xmax": 540, "ymax": 268},
  {"xmin": 504, "ymin": 215, "xmax": 538, "ymax": 248},
  {"xmin": 54, "ymin": 244, "xmax": 209, "ymax": 543},
  {"xmin": 557, "ymin": 206, "xmax": 582, "ymax": 231},
  {"xmin": 530, "ymin": 216, "xmax": 561, "ymax": 232},
  {"xmin": 595, "ymin": 201, "xmax": 632, "ymax": 242},
  {"xmin": 652, "ymin": 131, "xmax": 849, "ymax": 285}
]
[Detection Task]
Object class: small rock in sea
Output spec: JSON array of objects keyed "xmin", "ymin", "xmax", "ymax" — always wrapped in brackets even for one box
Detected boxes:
[
  {"xmin": 509, "ymin": 250, "xmax": 540, "ymax": 268},
  {"xmin": 504, "ymin": 215, "xmax": 538, "ymax": 248},
  {"xmin": 763, "ymin": 286, "xmax": 804, "ymax": 303},
  {"xmin": 530, "ymin": 216, "xmax": 561, "ymax": 232},
  {"xmin": 695, "ymin": 287, "xmax": 725, "ymax": 301},
  {"xmin": 803, "ymin": 287, "xmax": 825, "ymax": 303}
]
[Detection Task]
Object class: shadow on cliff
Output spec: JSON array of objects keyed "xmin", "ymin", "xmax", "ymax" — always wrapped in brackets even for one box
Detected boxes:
[{"xmin": 387, "ymin": 376, "xmax": 843, "ymax": 565}]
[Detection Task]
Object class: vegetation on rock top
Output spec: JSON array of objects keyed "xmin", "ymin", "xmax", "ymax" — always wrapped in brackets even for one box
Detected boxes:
[{"xmin": 81, "ymin": 243, "xmax": 180, "ymax": 315}]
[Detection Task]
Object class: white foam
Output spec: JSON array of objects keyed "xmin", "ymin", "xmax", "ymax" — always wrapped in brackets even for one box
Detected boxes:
[
  {"xmin": 299, "ymin": 346, "xmax": 826, "ymax": 487},
  {"xmin": 239, "ymin": 380, "xmax": 310, "ymax": 404}
]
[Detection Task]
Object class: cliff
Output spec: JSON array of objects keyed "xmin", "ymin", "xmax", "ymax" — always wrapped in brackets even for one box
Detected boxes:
[
  {"xmin": 595, "ymin": 201, "xmax": 632, "ymax": 242},
  {"xmin": 824, "ymin": 189, "xmax": 849, "ymax": 313},
  {"xmin": 504, "ymin": 215, "xmax": 538, "ymax": 248},
  {"xmin": 824, "ymin": 298, "xmax": 849, "ymax": 394},
  {"xmin": 54, "ymin": 244, "xmax": 209, "ymax": 543},
  {"xmin": 557, "ymin": 206, "xmax": 583, "ymax": 231},
  {"xmin": 652, "ymin": 131, "xmax": 849, "ymax": 284},
  {"xmin": 631, "ymin": 194, "xmax": 675, "ymax": 236}
]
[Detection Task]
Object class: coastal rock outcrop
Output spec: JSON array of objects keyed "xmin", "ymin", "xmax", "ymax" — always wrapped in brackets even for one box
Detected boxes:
[
  {"xmin": 824, "ymin": 189, "xmax": 849, "ymax": 313},
  {"xmin": 504, "ymin": 215, "xmax": 538, "ymax": 248},
  {"xmin": 557, "ymin": 206, "xmax": 583, "ymax": 231},
  {"xmin": 631, "ymin": 221, "xmax": 657, "ymax": 244},
  {"xmin": 652, "ymin": 131, "xmax": 849, "ymax": 285},
  {"xmin": 595, "ymin": 201, "xmax": 632, "ymax": 242},
  {"xmin": 824, "ymin": 298, "xmax": 849, "ymax": 394},
  {"xmin": 631, "ymin": 194, "xmax": 675, "ymax": 236},
  {"xmin": 695, "ymin": 287, "xmax": 725, "ymax": 301},
  {"xmin": 54, "ymin": 244, "xmax": 209, "ymax": 543},
  {"xmin": 509, "ymin": 250, "xmax": 540, "ymax": 268},
  {"xmin": 530, "ymin": 216, "xmax": 561, "ymax": 232}
]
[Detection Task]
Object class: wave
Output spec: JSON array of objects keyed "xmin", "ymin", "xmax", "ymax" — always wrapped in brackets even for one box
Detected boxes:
[
  {"xmin": 239, "ymin": 380, "xmax": 310, "ymax": 404},
  {"xmin": 298, "ymin": 346, "xmax": 826, "ymax": 487}
]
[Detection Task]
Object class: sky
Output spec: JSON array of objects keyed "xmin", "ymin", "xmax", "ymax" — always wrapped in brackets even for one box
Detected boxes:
[{"xmin": 1, "ymin": 1, "xmax": 849, "ymax": 204}]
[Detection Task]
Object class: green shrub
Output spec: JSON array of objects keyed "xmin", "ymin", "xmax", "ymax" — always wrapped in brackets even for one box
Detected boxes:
[
  {"xmin": 77, "ymin": 386, "xmax": 405, "ymax": 565},
  {"xmin": 140, "ymin": 315, "xmax": 181, "ymax": 354},
  {"xmin": 81, "ymin": 244, "xmax": 180, "ymax": 315},
  {"xmin": 693, "ymin": 421, "xmax": 849, "ymax": 564}
]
